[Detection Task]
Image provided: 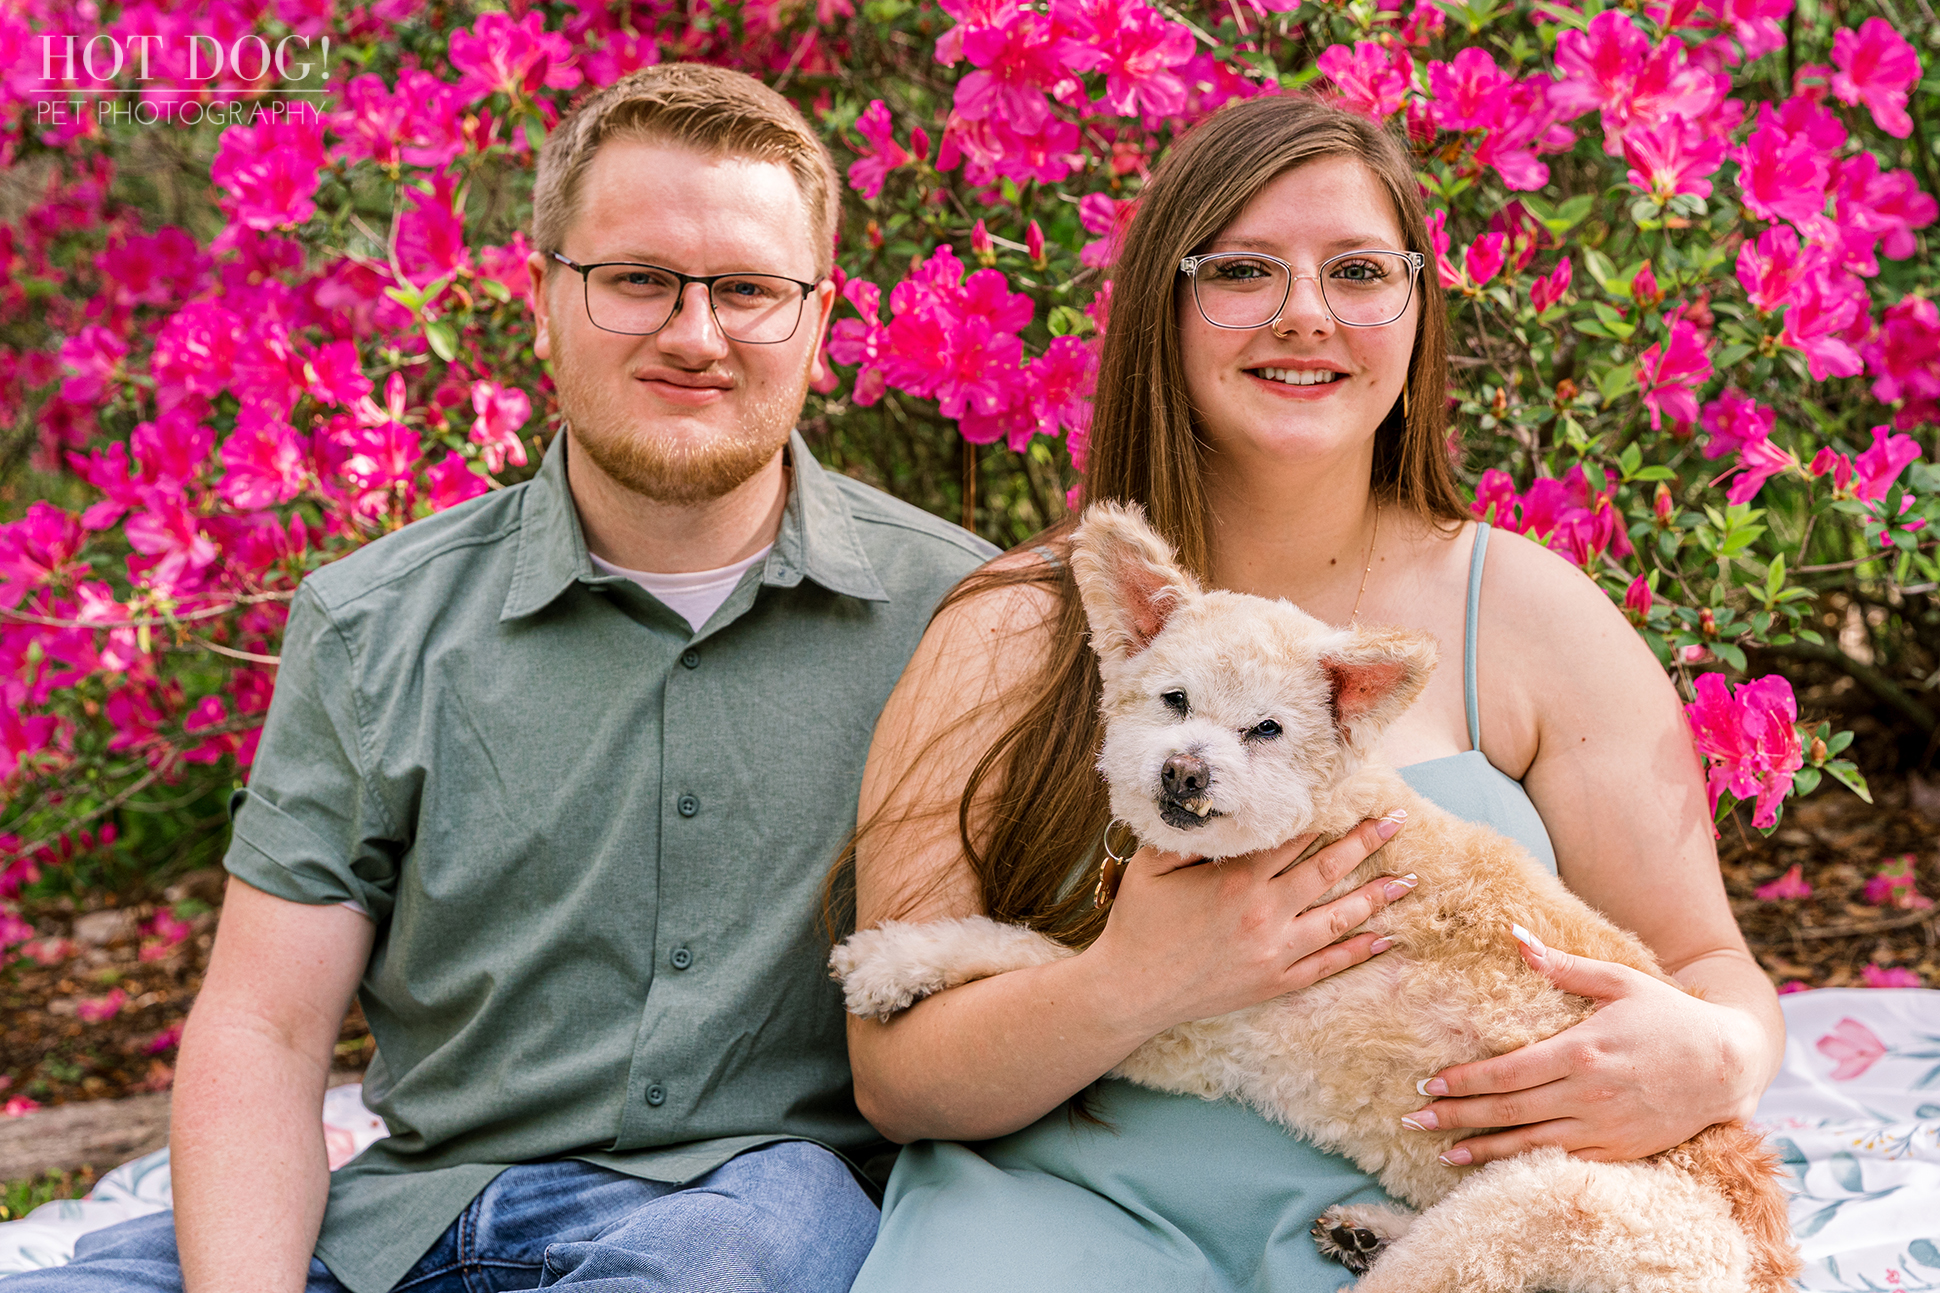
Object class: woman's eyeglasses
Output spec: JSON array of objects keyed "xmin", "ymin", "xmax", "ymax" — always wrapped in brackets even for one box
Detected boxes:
[{"xmin": 1178, "ymin": 250, "xmax": 1425, "ymax": 329}]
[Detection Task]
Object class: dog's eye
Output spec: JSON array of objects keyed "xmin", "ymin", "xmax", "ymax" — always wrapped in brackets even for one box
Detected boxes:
[
  {"xmin": 1161, "ymin": 690, "xmax": 1189, "ymax": 716},
  {"xmin": 1247, "ymin": 719, "xmax": 1283, "ymax": 741}
]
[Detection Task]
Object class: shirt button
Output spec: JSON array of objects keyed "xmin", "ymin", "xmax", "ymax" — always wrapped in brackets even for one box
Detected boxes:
[
  {"xmin": 677, "ymin": 794, "xmax": 699, "ymax": 817},
  {"xmin": 646, "ymin": 1084, "xmax": 667, "ymax": 1107},
  {"xmin": 670, "ymin": 946, "xmax": 693, "ymax": 970},
  {"xmin": 681, "ymin": 649, "xmax": 700, "ymax": 669}
]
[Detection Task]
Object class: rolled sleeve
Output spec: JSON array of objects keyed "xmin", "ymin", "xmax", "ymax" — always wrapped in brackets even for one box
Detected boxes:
[{"xmin": 224, "ymin": 584, "xmax": 403, "ymax": 923}]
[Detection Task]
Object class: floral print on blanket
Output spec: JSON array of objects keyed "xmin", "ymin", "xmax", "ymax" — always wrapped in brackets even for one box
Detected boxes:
[{"xmin": 1758, "ymin": 990, "xmax": 1940, "ymax": 1291}]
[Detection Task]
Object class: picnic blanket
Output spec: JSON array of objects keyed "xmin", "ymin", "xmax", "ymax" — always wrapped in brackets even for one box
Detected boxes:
[{"xmin": 3, "ymin": 989, "xmax": 1937, "ymax": 1286}]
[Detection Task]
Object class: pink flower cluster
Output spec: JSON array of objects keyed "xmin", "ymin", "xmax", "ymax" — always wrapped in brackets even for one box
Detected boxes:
[
  {"xmin": 1863, "ymin": 854, "xmax": 1933, "ymax": 910},
  {"xmin": 830, "ymin": 247, "xmax": 1096, "ymax": 454},
  {"xmin": 1685, "ymin": 672, "xmax": 1803, "ymax": 829},
  {"xmin": 1472, "ymin": 465, "xmax": 1634, "ymax": 568}
]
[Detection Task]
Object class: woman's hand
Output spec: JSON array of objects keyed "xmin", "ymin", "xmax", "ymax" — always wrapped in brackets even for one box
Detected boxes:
[
  {"xmin": 1401, "ymin": 933, "xmax": 1772, "ymax": 1166},
  {"xmin": 1084, "ymin": 810, "xmax": 1418, "ymax": 1040}
]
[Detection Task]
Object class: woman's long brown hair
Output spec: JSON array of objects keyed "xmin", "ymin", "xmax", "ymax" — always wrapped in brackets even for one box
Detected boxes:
[{"xmin": 840, "ymin": 96, "xmax": 1471, "ymax": 951}]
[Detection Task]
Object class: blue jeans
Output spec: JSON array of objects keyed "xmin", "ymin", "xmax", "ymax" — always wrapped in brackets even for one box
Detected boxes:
[{"xmin": 5, "ymin": 1142, "xmax": 879, "ymax": 1292}]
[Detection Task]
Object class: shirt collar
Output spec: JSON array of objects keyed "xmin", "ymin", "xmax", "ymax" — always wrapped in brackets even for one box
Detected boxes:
[{"xmin": 500, "ymin": 429, "xmax": 888, "ymax": 623}]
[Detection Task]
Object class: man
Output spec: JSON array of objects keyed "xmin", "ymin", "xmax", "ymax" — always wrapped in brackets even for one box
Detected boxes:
[{"xmin": 15, "ymin": 64, "xmax": 994, "ymax": 1292}]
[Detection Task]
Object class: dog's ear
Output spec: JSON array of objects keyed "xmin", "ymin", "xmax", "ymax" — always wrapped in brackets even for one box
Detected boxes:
[
  {"xmin": 1069, "ymin": 502, "xmax": 1202, "ymax": 668},
  {"xmin": 1320, "ymin": 625, "xmax": 1437, "ymax": 752}
]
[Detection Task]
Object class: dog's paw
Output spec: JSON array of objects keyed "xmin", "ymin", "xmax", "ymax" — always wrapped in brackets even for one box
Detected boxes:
[
  {"xmin": 1310, "ymin": 1204, "xmax": 1416, "ymax": 1275},
  {"xmin": 830, "ymin": 917, "xmax": 1073, "ymax": 1021}
]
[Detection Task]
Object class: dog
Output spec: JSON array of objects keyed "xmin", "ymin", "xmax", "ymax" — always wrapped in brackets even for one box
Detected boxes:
[{"xmin": 831, "ymin": 502, "xmax": 1798, "ymax": 1292}]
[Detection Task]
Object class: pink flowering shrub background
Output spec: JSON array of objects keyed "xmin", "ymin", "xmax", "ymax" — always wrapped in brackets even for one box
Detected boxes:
[{"xmin": 1, "ymin": 0, "xmax": 1938, "ymax": 967}]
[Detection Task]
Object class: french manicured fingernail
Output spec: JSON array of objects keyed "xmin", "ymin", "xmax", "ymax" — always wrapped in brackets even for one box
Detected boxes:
[
  {"xmin": 1376, "ymin": 809, "xmax": 1407, "ymax": 840},
  {"xmin": 1416, "ymin": 1077, "xmax": 1447, "ymax": 1097},
  {"xmin": 1510, "ymin": 922, "xmax": 1547, "ymax": 957},
  {"xmin": 1383, "ymin": 874, "xmax": 1418, "ymax": 899},
  {"xmin": 1369, "ymin": 937, "xmax": 1394, "ymax": 953},
  {"xmin": 1438, "ymin": 1147, "xmax": 1472, "ymax": 1167},
  {"xmin": 1400, "ymin": 1109, "xmax": 1438, "ymax": 1131}
]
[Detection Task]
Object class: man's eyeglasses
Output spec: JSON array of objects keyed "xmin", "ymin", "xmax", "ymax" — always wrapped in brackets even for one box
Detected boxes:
[
  {"xmin": 549, "ymin": 253, "xmax": 820, "ymax": 344},
  {"xmin": 1178, "ymin": 250, "xmax": 1425, "ymax": 329}
]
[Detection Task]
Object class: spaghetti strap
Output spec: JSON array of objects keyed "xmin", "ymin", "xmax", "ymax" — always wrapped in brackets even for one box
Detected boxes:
[{"xmin": 1464, "ymin": 523, "xmax": 1489, "ymax": 753}]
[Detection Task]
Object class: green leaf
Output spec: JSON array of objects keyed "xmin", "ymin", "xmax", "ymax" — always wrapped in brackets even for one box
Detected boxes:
[
  {"xmin": 1618, "ymin": 443, "xmax": 1642, "ymax": 479},
  {"xmin": 424, "ymin": 319, "xmax": 458, "ymax": 362},
  {"xmin": 1828, "ymin": 729, "xmax": 1854, "ymax": 756},
  {"xmin": 1714, "ymin": 642, "xmax": 1747, "ymax": 671},
  {"xmin": 1798, "ymin": 628, "xmax": 1825, "ymax": 644},
  {"xmin": 1765, "ymin": 552, "xmax": 1786, "ymax": 597},
  {"xmin": 523, "ymin": 116, "xmax": 547, "ymax": 154},
  {"xmin": 1597, "ymin": 363, "xmax": 1637, "ymax": 399},
  {"xmin": 1830, "ymin": 1151, "xmax": 1864, "ymax": 1193},
  {"xmin": 1048, "ymin": 305, "xmax": 1094, "ymax": 337},
  {"xmin": 1825, "ymin": 760, "xmax": 1873, "ymax": 804},
  {"xmin": 1712, "ymin": 342, "xmax": 1753, "ymax": 369},
  {"xmin": 479, "ymin": 278, "xmax": 512, "ymax": 304},
  {"xmin": 1632, "ymin": 465, "xmax": 1675, "ymax": 481},
  {"xmin": 1791, "ymin": 767, "xmax": 1822, "ymax": 796}
]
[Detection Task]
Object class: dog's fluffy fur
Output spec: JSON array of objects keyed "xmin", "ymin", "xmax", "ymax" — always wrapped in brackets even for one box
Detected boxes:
[{"xmin": 830, "ymin": 503, "xmax": 1799, "ymax": 1292}]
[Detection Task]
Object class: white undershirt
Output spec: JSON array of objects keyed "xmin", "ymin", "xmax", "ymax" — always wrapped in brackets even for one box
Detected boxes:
[{"xmin": 589, "ymin": 545, "xmax": 774, "ymax": 632}]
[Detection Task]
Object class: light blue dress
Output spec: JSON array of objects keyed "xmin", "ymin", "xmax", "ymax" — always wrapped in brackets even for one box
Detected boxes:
[{"xmin": 852, "ymin": 523, "xmax": 1558, "ymax": 1292}]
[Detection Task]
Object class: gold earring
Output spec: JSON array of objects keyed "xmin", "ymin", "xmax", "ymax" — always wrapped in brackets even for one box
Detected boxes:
[{"xmin": 1402, "ymin": 386, "xmax": 1410, "ymax": 419}]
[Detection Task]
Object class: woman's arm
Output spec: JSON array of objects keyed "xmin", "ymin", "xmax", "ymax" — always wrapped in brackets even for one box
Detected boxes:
[
  {"xmin": 849, "ymin": 570, "xmax": 1415, "ymax": 1144},
  {"xmin": 1404, "ymin": 531, "xmax": 1783, "ymax": 1164}
]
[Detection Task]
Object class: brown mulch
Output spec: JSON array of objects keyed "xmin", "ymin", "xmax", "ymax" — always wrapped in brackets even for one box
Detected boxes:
[
  {"xmin": 1722, "ymin": 762, "xmax": 1940, "ymax": 990},
  {"xmin": 1, "ymin": 870, "xmax": 373, "ymax": 1113}
]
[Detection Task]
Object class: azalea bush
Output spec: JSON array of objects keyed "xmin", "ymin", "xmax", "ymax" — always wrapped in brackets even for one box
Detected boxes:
[{"xmin": 3, "ymin": 0, "xmax": 1939, "ymax": 977}]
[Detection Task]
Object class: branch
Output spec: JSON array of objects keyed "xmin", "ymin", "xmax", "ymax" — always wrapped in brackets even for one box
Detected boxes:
[
  {"xmin": 1748, "ymin": 905, "xmax": 1940, "ymax": 944},
  {"xmin": 1754, "ymin": 639, "xmax": 1937, "ymax": 734}
]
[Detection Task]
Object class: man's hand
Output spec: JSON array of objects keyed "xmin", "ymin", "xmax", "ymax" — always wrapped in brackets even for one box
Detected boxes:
[{"xmin": 172, "ymin": 879, "xmax": 373, "ymax": 1293}]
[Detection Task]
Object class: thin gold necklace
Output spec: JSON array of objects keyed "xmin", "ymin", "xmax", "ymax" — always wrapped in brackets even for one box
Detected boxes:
[{"xmin": 1348, "ymin": 502, "xmax": 1380, "ymax": 625}]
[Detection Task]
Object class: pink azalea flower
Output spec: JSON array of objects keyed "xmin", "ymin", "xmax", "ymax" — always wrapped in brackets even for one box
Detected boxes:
[
  {"xmin": 397, "ymin": 171, "xmax": 472, "ymax": 286},
  {"xmin": 1862, "ymin": 295, "xmax": 1940, "ymax": 428},
  {"xmin": 1550, "ymin": 11, "xmax": 1718, "ymax": 153},
  {"xmin": 1860, "ymin": 964, "xmax": 1923, "ymax": 989},
  {"xmin": 131, "ymin": 410, "xmax": 216, "ymax": 494},
  {"xmin": 426, "ymin": 454, "xmax": 489, "ymax": 511},
  {"xmin": 1811, "ymin": 446, "xmax": 1856, "ymax": 493},
  {"xmin": 1699, "ymin": 388, "xmax": 1777, "ymax": 461},
  {"xmin": 1530, "ymin": 257, "xmax": 1572, "ymax": 313},
  {"xmin": 1026, "ymin": 335, "xmax": 1097, "ymax": 442},
  {"xmin": 1464, "ymin": 233, "xmax": 1507, "ymax": 288},
  {"xmin": 1722, "ymin": 435, "xmax": 1800, "ymax": 505},
  {"xmin": 152, "ymin": 301, "xmax": 244, "ymax": 400},
  {"xmin": 75, "ymin": 987, "xmax": 128, "ymax": 1023},
  {"xmin": 209, "ymin": 117, "xmax": 327, "ymax": 232},
  {"xmin": 219, "ymin": 416, "xmax": 310, "ymax": 511},
  {"xmin": 1423, "ymin": 210, "xmax": 1461, "ymax": 289},
  {"xmin": 145, "ymin": 1023, "xmax": 185, "ymax": 1055},
  {"xmin": 1851, "ymin": 423, "xmax": 1921, "ymax": 501},
  {"xmin": 1711, "ymin": 0, "xmax": 1791, "ymax": 62},
  {"xmin": 1635, "ymin": 318, "xmax": 1713, "ymax": 431},
  {"xmin": 1735, "ymin": 225, "xmax": 1821, "ymax": 314},
  {"xmin": 1623, "ymin": 574, "xmax": 1653, "ymax": 619},
  {"xmin": 475, "ymin": 234, "xmax": 534, "ymax": 299},
  {"xmin": 939, "ymin": 113, "xmax": 1082, "ymax": 188},
  {"xmin": 2, "ymin": 1097, "xmax": 38, "ymax": 1118},
  {"xmin": 1755, "ymin": 863, "xmax": 1812, "ymax": 900},
  {"xmin": 954, "ymin": 7, "xmax": 1071, "ymax": 133},
  {"xmin": 1026, "ymin": 221, "xmax": 1046, "ymax": 262},
  {"xmin": 1780, "ymin": 270, "xmax": 1870, "ymax": 381},
  {"xmin": 470, "ymin": 381, "xmax": 532, "ymax": 474},
  {"xmin": 1317, "ymin": 41, "xmax": 1413, "ymax": 119},
  {"xmin": 20, "ymin": 937, "xmax": 76, "ymax": 967},
  {"xmin": 1078, "ymin": 193, "xmax": 1136, "ymax": 269},
  {"xmin": 1623, "ymin": 119, "xmax": 1728, "ymax": 202},
  {"xmin": 341, "ymin": 419, "xmax": 425, "ymax": 496},
  {"xmin": 125, "ymin": 496, "xmax": 217, "ymax": 594},
  {"xmin": 0, "ymin": 502, "xmax": 87, "ymax": 606},
  {"xmin": 1777, "ymin": 980, "xmax": 1811, "ymax": 994},
  {"xmin": 59, "ymin": 326, "xmax": 128, "ymax": 404},
  {"xmin": 1816, "ymin": 1016, "xmax": 1887, "ymax": 1078},
  {"xmin": 96, "ymin": 226, "xmax": 204, "ymax": 308},
  {"xmin": 448, "ymin": 10, "xmax": 581, "ymax": 103},
  {"xmin": 1863, "ymin": 854, "xmax": 1934, "ymax": 910},
  {"xmin": 1735, "ymin": 123, "xmax": 1830, "ymax": 226},
  {"xmin": 307, "ymin": 341, "xmax": 375, "ymax": 409},
  {"xmin": 849, "ymin": 100, "xmax": 912, "ymax": 201},
  {"xmin": 1684, "ymin": 672, "xmax": 1803, "ymax": 829},
  {"xmin": 1052, "ymin": 0, "xmax": 1198, "ymax": 120},
  {"xmin": 1830, "ymin": 19, "xmax": 1920, "ymax": 138}
]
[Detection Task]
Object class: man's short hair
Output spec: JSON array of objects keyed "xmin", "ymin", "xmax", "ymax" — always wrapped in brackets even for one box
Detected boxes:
[{"xmin": 532, "ymin": 63, "xmax": 840, "ymax": 278}]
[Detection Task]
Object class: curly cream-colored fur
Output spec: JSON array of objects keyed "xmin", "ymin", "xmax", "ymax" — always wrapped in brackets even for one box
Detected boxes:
[{"xmin": 832, "ymin": 503, "xmax": 1799, "ymax": 1291}]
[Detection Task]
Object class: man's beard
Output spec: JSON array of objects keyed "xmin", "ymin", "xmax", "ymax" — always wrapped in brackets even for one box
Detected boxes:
[{"xmin": 554, "ymin": 341, "xmax": 810, "ymax": 507}]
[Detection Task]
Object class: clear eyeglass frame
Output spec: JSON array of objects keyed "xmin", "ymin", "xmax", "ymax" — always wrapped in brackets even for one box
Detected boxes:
[
  {"xmin": 1177, "ymin": 249, "xmax": 1427, "ymax": 330},
  {"xmin": 549, "ymin": 252, "xmax": 821, "ymax": 344}
]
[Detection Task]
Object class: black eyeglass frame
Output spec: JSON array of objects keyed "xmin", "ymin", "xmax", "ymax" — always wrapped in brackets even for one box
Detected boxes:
[
  {"xmin": 548, "ymin": 252, "xmax": 822, "ymax": 344},
  {"xmin": 1177, "ymin": 249, "xmax": 1427, "ymax": 330}
]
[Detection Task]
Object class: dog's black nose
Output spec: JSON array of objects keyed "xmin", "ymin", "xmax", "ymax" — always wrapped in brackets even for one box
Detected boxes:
[{"xmin": 1161, "ymin": 753, "xmax": 1210, "ymax": 796}]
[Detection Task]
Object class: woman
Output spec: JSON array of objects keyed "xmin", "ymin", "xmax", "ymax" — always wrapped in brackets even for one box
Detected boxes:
[{"xmin": 845, "ymin": 96, "xmax": 1784, "ymax": 1290}]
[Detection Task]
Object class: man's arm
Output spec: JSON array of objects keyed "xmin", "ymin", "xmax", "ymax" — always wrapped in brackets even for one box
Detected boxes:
[{"xmin": 171, "ymin": 878, "xmax": 375, "ymax": 1293}]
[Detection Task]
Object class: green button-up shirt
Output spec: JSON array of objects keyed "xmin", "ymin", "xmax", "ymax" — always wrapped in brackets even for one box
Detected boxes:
[{"xmin": 223, "ymin": 431, "xmax": 993, "ymax": 1293}]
